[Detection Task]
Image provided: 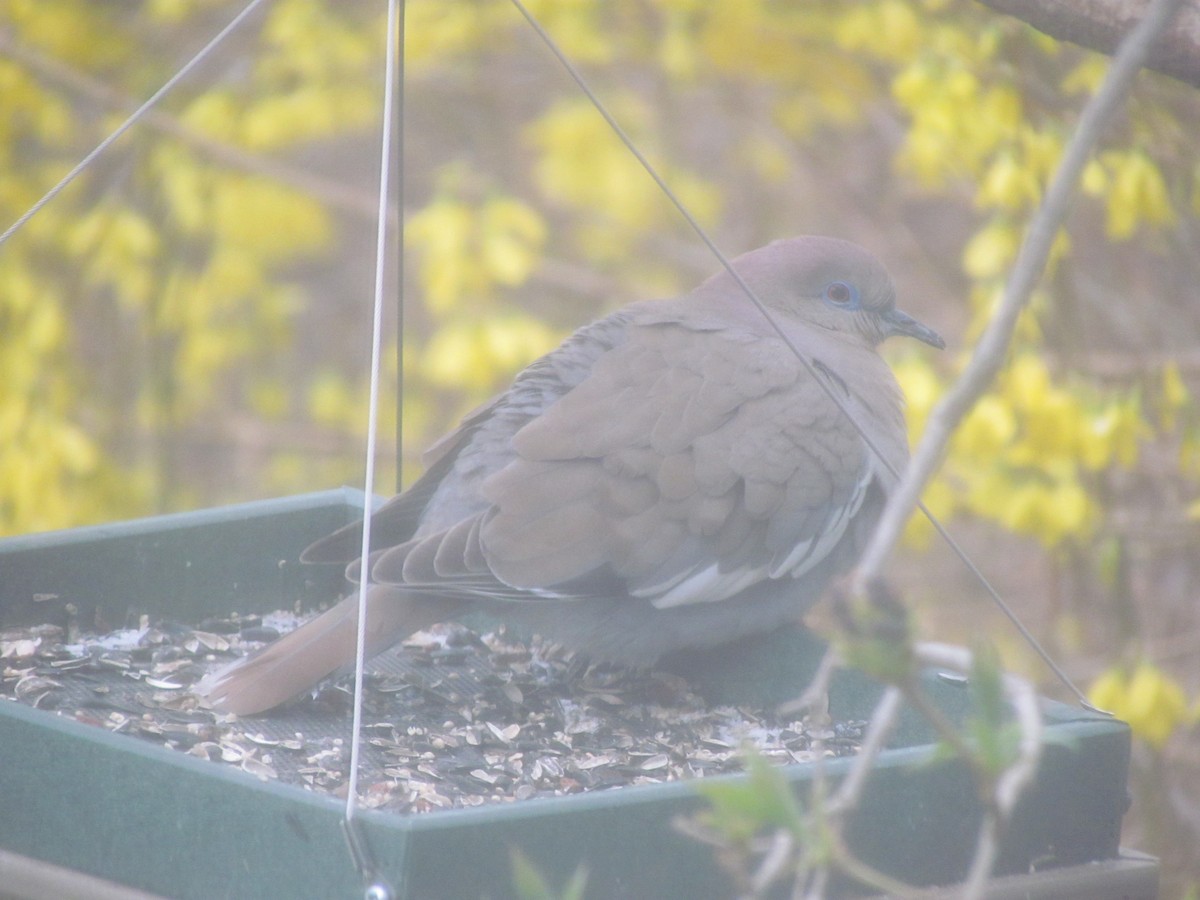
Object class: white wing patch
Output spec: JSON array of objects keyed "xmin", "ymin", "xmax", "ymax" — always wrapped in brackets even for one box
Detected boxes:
[
  {"xmin": 769, "ymin": 466, "xmax": 871, "ymax": 580},
  {"xmin": 644, "ymin": 465, "xmax": 874, "ymax": 610},
  {"xmin": 644, "ymin": 560, "xmax": 769, "ymax": 609}
]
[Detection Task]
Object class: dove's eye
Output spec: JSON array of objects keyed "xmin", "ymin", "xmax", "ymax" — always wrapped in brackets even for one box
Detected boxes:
[{"xmin": 822, "ymin": 280, "xmax": 860, "ymax": 309}]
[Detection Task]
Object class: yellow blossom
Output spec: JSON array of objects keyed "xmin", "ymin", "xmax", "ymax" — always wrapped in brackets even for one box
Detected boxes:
[
  {"xmin": 1105, "ymin": 152, "xmax": 1175, "ymax": 240},
  {"xmin": 1090, "ymin": 662, "xmax": 1193, "ymax": 749},
  {"xmin": 1158, "ymin": 362, "xmax": 1190, "ymax": 431},
  {"xmin": 963, "ymin": 220, "xmax": 1019, "ymax": 279}
]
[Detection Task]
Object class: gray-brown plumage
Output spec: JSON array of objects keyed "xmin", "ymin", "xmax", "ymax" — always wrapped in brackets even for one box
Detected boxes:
[{"xmin": 199, "ymin": 236, "xmax": 943, "ymax": 715}]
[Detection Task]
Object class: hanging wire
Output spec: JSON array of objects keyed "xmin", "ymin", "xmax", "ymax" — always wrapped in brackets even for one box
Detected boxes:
[
  {"xmin": 340, "ymin": 0, "xmax": 401, "ymax": 897},
  {"xmin": 507, "ymin": 0, "xmax": 1100, "ymax": 712},
  {"xmin": 0, "ymin": 0, "xmax": 269, "ymax": 249},
  {"xmin": 393, "ymin": 0, "xmax": 406, "ymax": 495}
]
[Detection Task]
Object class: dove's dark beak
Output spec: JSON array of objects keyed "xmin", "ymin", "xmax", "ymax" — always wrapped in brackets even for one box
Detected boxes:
[{"xmin": 883, "ymin": 308, "xmax": 945, "ymax": 349}]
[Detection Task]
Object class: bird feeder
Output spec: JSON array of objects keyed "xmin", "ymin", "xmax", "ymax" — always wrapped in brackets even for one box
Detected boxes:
[{"xmin": 0, "ymin": 491, "xmax": 1155, "ymax": 898}]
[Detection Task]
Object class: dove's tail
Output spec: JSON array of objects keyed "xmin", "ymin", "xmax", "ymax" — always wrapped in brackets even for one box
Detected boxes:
[{"xmin": 197, "ymin": 587, "xmax": 461, "ymax": 716}]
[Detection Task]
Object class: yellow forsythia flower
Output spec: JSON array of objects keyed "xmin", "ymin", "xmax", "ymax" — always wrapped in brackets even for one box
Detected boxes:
[
  {"xmin": 962, "ymin": 219, "xmax": 1018, "ymax": 279},
  {"xmin": 1159, "ymin": 362, "xmax": 1190, "ymax": 431},
  {"xmin": 1089, "ymin": 662, "xmax": 1193, "ymax": 749}
]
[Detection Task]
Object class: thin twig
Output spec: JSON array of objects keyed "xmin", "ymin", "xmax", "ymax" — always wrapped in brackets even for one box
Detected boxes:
[
  {"xmin": 827, "ymin": 685, "xmax": 904, "ymax": 815},
  {"xmin": 914, "ymin": 643, "xmax": 1045, "ymax": 783},
  {"xmin": 749, "ymin": 829, "xmax": 794, "ymax": 897},
  {"xmin": 961, "ymin": 814, "xmax": 1003, "ymax": 900},
  {"xmin": 904, "ymin": 680, "xmax": 981, "ymax": 773},
  {"xmin": 825, "ymin": 828, "xmax": 922, "ymax": 899},
  {"xmin": 778, "ymin": 647, "xmax": 841, "ymax": 719},
  {"xmin": 853, "ymin": 0, "xmax": 1188, "ymax": 588},
  {"xmin": 913, "ymin": 643, "xmax": 1045, "ymax": 900}
]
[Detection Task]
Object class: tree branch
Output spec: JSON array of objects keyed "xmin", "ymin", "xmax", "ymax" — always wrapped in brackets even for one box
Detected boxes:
[
  {"xmin": 977, "ymin": 0, "xmax": 1200, "ymax": 89},
  {"xmin": 853, "ymin": 0, "xmax": 1188, "ymax": 593}
]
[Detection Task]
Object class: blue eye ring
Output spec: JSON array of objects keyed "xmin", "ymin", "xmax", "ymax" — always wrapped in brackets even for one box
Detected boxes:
[{"xmin": 822, "ymin": 280, "xmax": 861, "ymax": 309}]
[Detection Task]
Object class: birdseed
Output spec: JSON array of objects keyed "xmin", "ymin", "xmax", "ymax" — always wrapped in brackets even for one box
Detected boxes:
[{"xmin": 0, "ymin": 614, "xmax": 864, "ymax": 813}]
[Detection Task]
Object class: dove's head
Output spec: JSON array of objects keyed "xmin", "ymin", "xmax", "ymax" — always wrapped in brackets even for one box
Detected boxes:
[{"xmin": 728, "ymin": 236, "xmax": 944, "ymax": 350}]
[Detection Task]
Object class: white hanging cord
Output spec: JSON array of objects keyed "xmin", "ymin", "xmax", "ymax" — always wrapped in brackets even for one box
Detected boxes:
[
  {"xmin": 340, "ymin": 0, "xmax": 399, "ymax": 897},
  {"xmin": 0, "ymin": 0, "xmax": 270, "ymax": 249}
]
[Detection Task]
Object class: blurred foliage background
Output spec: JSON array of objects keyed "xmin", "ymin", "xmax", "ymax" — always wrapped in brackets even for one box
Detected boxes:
[{"xmin": 1, "ymin": 0, "xmax": 1197, "ymax": 893}]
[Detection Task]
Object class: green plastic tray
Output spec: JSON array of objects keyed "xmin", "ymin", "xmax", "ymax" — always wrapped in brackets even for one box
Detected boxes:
[{"xmin": 0, "ymin": 491, "xmax": 1132, "ymax": 899}]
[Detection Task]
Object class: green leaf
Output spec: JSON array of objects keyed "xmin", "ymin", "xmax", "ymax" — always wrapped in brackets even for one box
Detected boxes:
[
  {"xmin": 695, "ymin": 747, "xmax": 804, "ymax": 841},
  {"xmin": 510, "ymin": 848, "xmax": 588, "ymax": 900}
]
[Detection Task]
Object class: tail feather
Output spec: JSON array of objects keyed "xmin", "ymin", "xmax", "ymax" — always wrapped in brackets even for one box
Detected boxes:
[{"xmin": 197, "ymin": 587, "xmax": 462, "ymax": 716}]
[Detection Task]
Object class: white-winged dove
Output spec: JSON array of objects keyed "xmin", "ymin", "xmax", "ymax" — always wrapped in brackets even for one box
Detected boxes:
[{"xmin": 200, "ymin": 236, "xmax": 943, "ymax": 714}]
